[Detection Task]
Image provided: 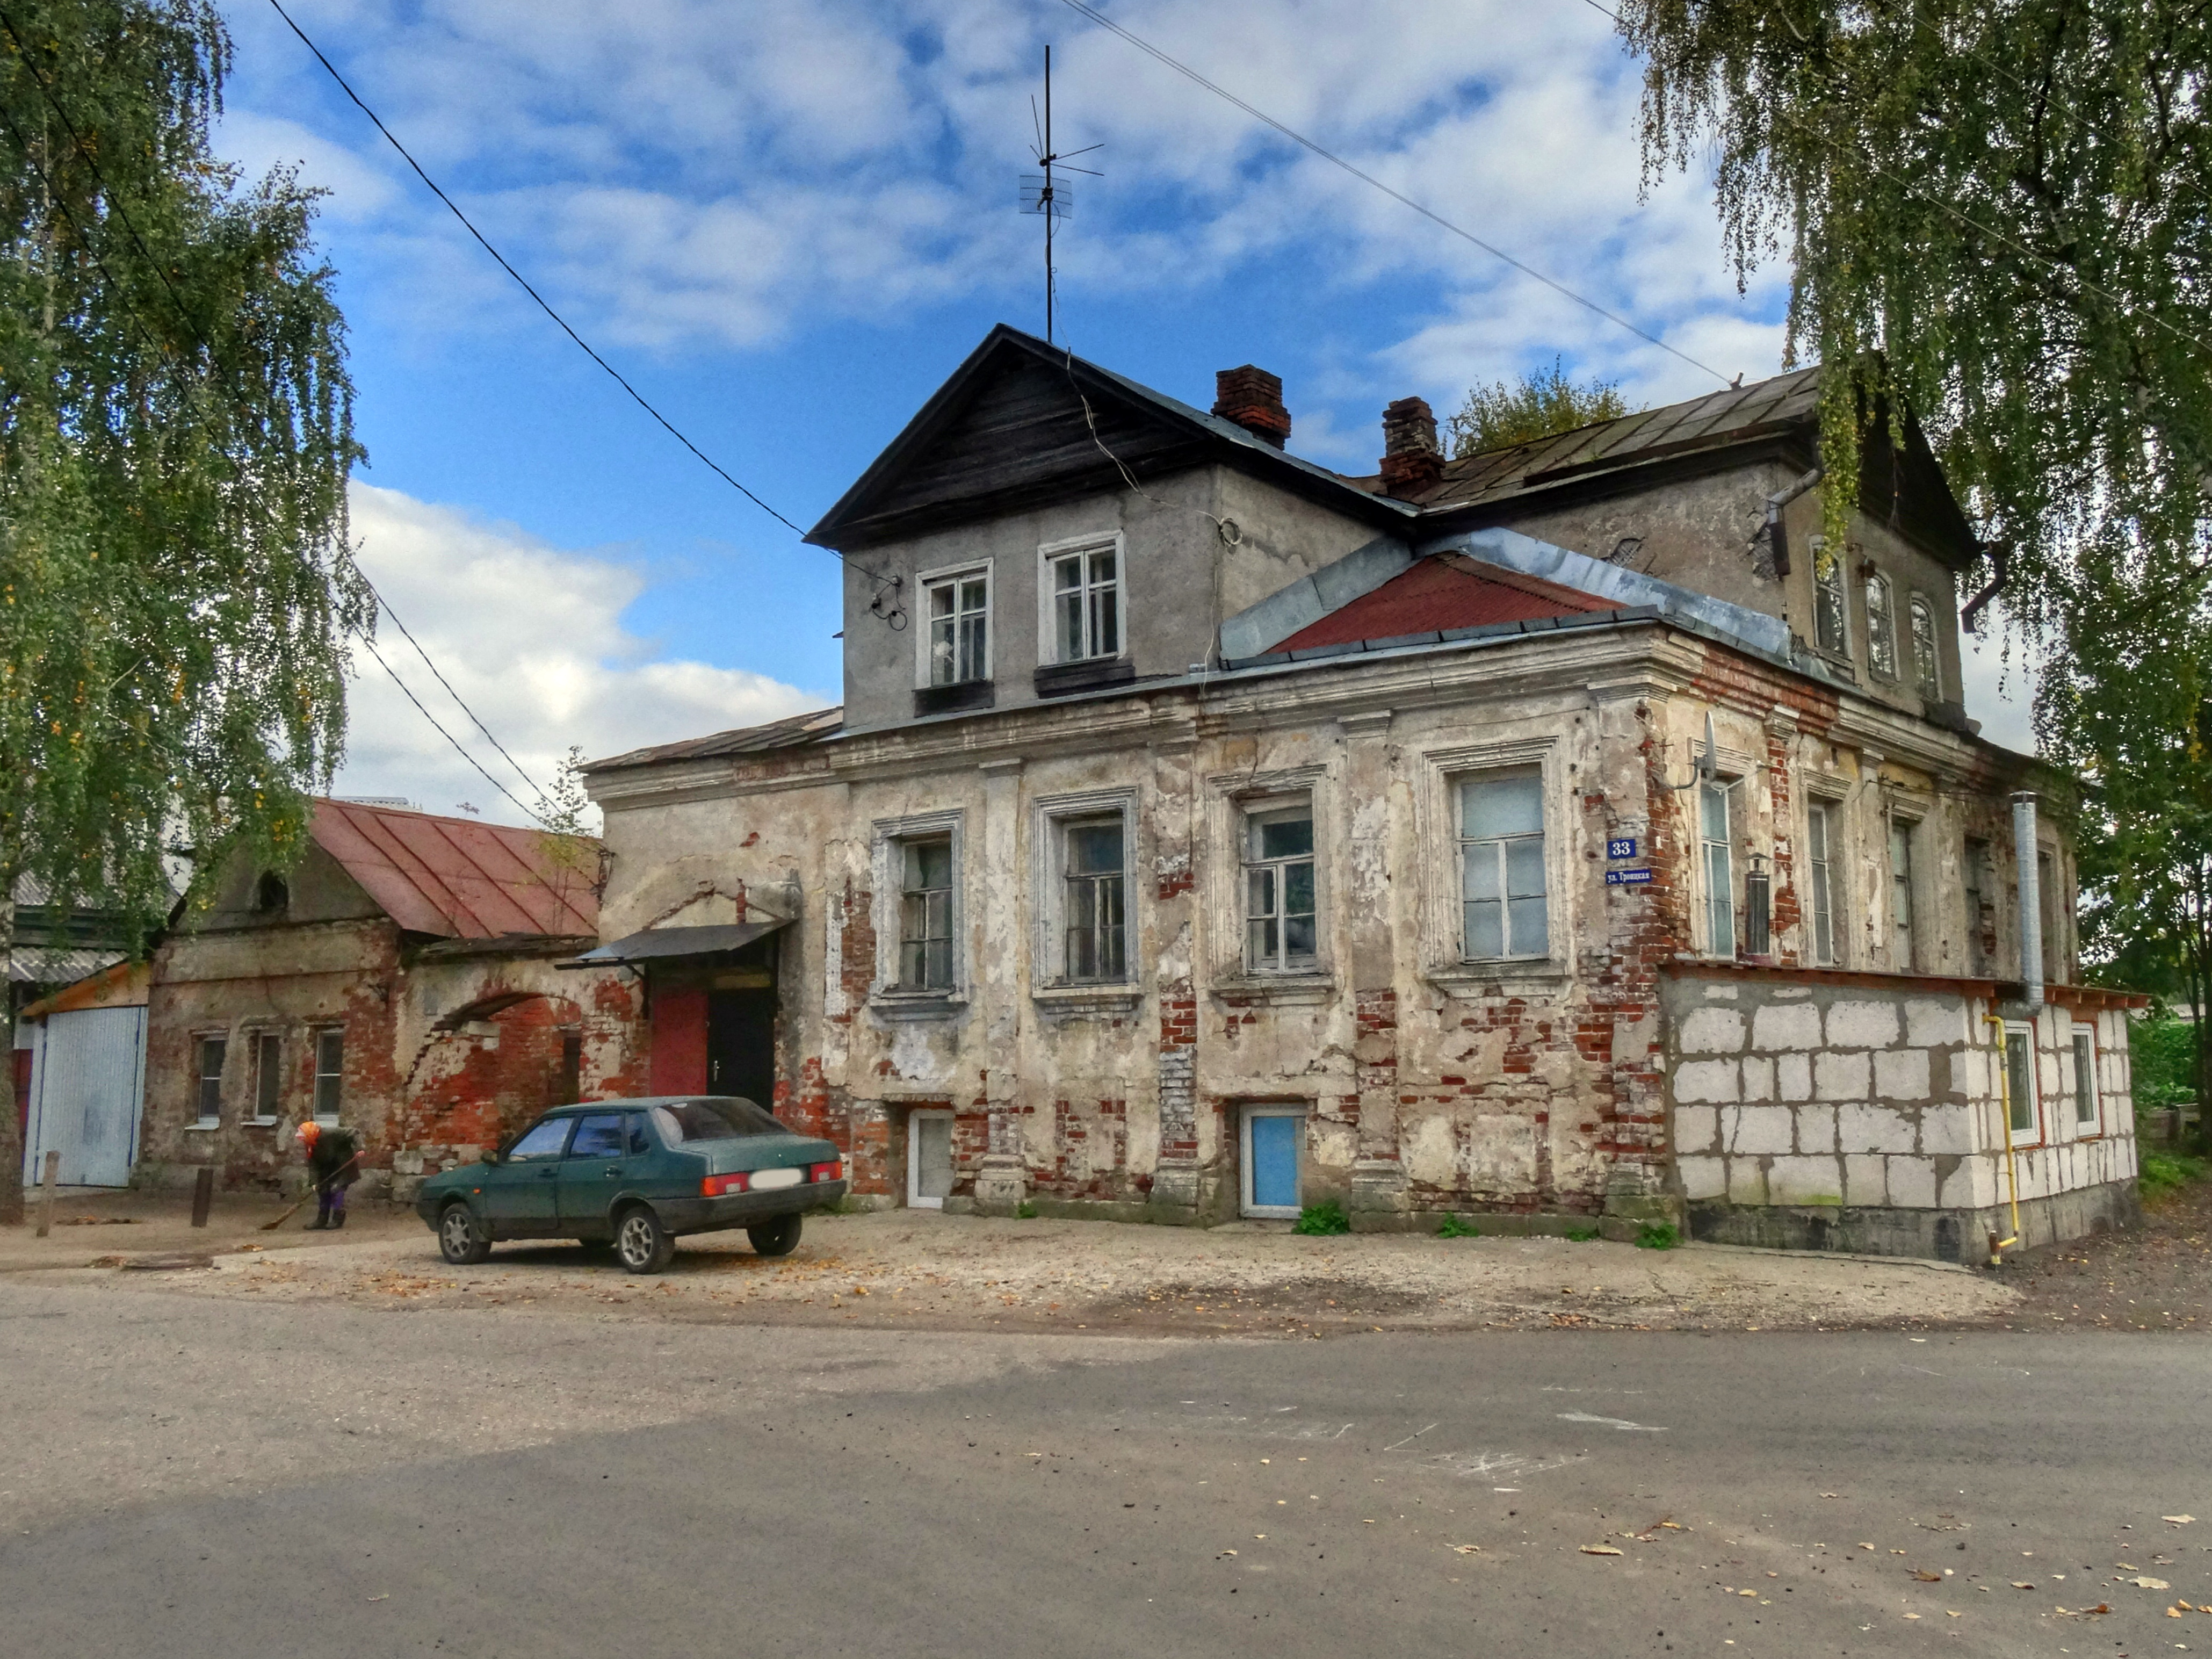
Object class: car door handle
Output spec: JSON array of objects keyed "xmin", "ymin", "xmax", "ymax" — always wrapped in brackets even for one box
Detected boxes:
[
  {"xmin": 604, "ymin": 1166, "xmax": 622, "ymax": 1178},
  {"xmin": 539, "ymin": 1168, "xmax": 557, "ymax": 1179}
]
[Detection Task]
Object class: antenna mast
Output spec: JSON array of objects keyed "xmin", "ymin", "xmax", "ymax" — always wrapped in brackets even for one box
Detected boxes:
[{"xmin": 1021, "ymin": 45, "xmax": 1100, "ymax": 346}]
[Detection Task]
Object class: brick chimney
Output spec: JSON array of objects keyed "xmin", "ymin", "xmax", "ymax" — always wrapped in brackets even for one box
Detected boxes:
[
  {"xmin": 1379, "ymin": 396, "xmax": 1443, "ymax": 497},
  {"xmin": 1213, "ymin": 365, "xmax": 1291, "ymax": 448}
]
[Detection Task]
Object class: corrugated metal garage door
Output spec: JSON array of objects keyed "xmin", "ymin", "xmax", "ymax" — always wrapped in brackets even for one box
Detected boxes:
[{"xmin": 23, "ymin": 1006, "xmax": 147, "ymax": 1187}]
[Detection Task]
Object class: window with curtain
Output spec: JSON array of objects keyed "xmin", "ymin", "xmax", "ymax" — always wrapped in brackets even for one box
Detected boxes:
[
  {"xmin": 1458, "ymin": 773, "xmax": 1548, "ymax": 960},
  {"xmin": 1865, "ymin": 571, "xmax": 1899, "ymax": 677}
]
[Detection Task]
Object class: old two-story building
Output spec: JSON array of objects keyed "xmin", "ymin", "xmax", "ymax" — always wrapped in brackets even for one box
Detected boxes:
[
  {"xmin": 137, "ymin": 799, "xmax": 646, "ymax": 1202},
  {"xmin": 580, "ymin": 326, "xmax": 2141, "ymax": 1259}
]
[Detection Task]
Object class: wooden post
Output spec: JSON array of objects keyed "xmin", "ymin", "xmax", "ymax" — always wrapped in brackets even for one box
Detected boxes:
[
  {"xmin": 34, "ymin": 1148, "xmax": 59, "ymax": 1238},
  {"xmin": 190, "ymin": 1165, "xmax": 214, "ymax": 1228}
]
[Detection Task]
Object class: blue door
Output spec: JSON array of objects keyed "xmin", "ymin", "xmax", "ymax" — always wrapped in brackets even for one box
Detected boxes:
[{"xmin": 1245, "ymin": 1110, "xmax": 1302, "ymax": 1216}]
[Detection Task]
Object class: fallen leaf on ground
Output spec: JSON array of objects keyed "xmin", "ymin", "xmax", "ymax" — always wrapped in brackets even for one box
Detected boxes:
[
  {"xmin": 1452, "ymin": 1545, "xmax": 1480, "ymax": 1555},
  {"xmin": 2013, "ymin": 1581, "xmax": 2036, "ymax": 1589},
  {"xmin": 2133, "ymin": 1576, "xmax": 2172, "ymax": 1590},
  {"xmin": 1580, "ymin": 1545, "xmax": 1623, "ymax": 1556},
  {"xmin": 2166, "ymin": 1516, "xmax": 2195, "ymax": 1525},
  {"xmin": 1913, "ymin": 1570, "xmax": 1944, "ymax": 1582}
]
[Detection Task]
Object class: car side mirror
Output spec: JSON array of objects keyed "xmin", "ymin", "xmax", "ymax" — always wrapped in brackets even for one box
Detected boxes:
[{"xmin": 479, "ymin": 1148, "xmax": 498, "ymax": 1165}]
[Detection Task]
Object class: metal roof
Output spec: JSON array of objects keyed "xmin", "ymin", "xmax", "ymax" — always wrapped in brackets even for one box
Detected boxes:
[
  {"xmin": 9, "ymin": 946, "xmax": 125, "ymax": 986},
  {"xmin": 1274, "ymin": 553, "xmax": 1618, "ymax": 653},
  {"xmin": 310, "ymin": 799, "xmax": 599, "ymax": 941},
  {"xmin": 586, "ymin": 706, "xmax": 843, "ymax": 773},
  {"xmin": 564, "ymin": 920, "xmax": 790, "ymax": 967}
]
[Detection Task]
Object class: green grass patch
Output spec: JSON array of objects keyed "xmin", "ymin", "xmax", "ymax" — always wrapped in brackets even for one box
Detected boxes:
[
  {"xmin": 1436, "ymin": 1213, "xmax": 1480, "ymax": 1238},
  {"xmin": 2140, "ymin": 1151, "xmax": 2208, "ymax": 1199},
  {"xmin": 1565, "ymin": 1224, "xmax": 1602, "ymax": 1243},
  {"xmin": 1635, "ymin": 1221, "xmax": 1680, "ymax": 1251},
  {"xmin": 1014, "ymin": 1200, "xmax": 1038, "ymax": 1220},
  {"xmin": 1293, "ymin": 1199, "xmax": 1351, "ymax": 1236}
]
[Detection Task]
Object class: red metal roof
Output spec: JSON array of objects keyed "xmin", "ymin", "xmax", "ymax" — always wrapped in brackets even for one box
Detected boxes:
[
  {"xmin": 1274, "ymin": 553, "xmax": 1621, "ymax": 653},
  {"xmin": 311, "ymin": 799, "xmax": 599, "ymax": 941}
]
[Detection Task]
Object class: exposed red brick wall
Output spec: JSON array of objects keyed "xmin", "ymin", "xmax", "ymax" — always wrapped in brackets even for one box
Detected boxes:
[{"xmin": 398, "ymin": 996, "xmax": 577, "ymax": 1151}]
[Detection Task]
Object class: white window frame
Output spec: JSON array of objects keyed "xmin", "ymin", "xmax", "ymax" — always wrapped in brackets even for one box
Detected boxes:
[
  {"xmin": 1698, "ymin": 777, "xmax": 1740, "ymax": 960},
  {"xmin": 906, "ymin": 1108, "xmax": 955, "ymax": 1210},
  {"xmin": 1032, "ymin": 789, "xmax": 1137, "ymax": 988},
  {"xmin": 1418, "ymin": 738, "xmax": 1563, "ymax": 983},
  {"xmin": 2071, "ymin": 1028, "xmax": 2099, "ymax": 1132},
  {"xmin": 1888, "ymin": 814, "xmax": 1920, "ymax": 971},
  {"xmin": 1456, "ymin": 767, "xmax": 1551, "ymax": 964},
  {"xmin": 1243, "ymin": 796, "xmax": 1318, "ymax": 975},
  {"xmin": 1239, "ymin": 1104, "xmax": 1306, "ymax": 1219},
  {"xmin": 1906, "ymin": 593, "xmax": 1942, "ymax": 698},
  {"xmin": 1036, "ymin": 531, "xmax": 1124, "ymax": 667},
  {"xmin": 194, "ymin": 1034, "xmax": 226, "ymax": 1127},
  {"xmin": 913, "ymin": 558, "xmax": 993, "ymax": 689},
  {"xmin": 871, "ymin": 810, "xmax": 965, "ymax": 1000},
  {"xmin": 312, "ymin": 1027, "xmax": 344, "ymax": 1125},
  {"xmin": 2003, "ymin": 1021, "xmax": 2040, "ymax": 1146},
  {"xmin": 1805, "ymin": 797, "xmax": 1839, "ymax": 965}
]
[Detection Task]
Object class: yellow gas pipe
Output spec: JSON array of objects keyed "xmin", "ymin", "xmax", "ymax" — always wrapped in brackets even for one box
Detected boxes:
[{"xmin": 1983, "ymin": 1013, "xmax": 2023, "ymax": 1264}]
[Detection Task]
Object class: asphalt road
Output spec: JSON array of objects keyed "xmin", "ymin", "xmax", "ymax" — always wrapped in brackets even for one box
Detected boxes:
[{"xmin": 4, "ymin": 1275, "xmax": 2208, "ymax": 1657}]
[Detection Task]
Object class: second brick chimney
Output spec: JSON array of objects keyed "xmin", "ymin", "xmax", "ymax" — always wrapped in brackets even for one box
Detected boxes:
[
  {"xmin": 1213, "ymin": 365, "xmax": 1292, "ymax": 448},
  {"xmin": 1379, "ymin": 396, "xmax": 1443, "ymax": 497}
]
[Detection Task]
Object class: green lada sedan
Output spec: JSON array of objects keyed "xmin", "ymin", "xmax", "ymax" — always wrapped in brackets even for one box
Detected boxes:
[{"xmin": 415, "ymin": 1097, "xmax": 848, "ymax": 1274}]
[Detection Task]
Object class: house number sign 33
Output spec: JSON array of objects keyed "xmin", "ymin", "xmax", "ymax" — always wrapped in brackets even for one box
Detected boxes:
[{"xmin": 1606, "ymin": 836, "xmax": 1638, "ymax": 860}]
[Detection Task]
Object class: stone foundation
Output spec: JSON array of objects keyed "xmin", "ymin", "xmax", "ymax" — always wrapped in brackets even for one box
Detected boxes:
[{"xmin": 1689, "ymin": 1177, "xmax": 2141, "ymax": 1262}]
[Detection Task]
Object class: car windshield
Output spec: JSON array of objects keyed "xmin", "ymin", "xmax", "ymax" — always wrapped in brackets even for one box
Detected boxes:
[{"xmin": 650, "ymin": 1098, "xmax": 786, "ymax": 1143}]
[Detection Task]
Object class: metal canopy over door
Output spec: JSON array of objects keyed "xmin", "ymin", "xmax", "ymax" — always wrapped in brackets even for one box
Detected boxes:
[
  {"xmin": 1241, "ymin": 1105, "xmax": 1304, "ymax": 1218},
  {"xmin": 23, "ymin": 1006, "xmax": 146, "ymax": 1188},
  {"xmin": 908, "ymin": 1110, "xmax": 954, "ymax": 1209}
]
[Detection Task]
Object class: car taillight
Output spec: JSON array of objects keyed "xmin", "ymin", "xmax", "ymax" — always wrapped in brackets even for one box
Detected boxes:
[
  {"xmin": 809, "ymin": 1160, "xmax": 843, "ymax": 1184},
  {"xmin": 702, "ymin": 1172, "xmax": 749, "ymax": 1196}
]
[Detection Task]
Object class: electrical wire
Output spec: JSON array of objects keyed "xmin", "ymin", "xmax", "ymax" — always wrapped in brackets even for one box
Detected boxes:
[
  {"xmin": 0, "ymin": 22, "xmax": 561, "ymax": 818},
  {"xmin": 353, "ymin": 630, "xmax": 550, "ymax": 826},
  {"xmin": 263, "ymin": 0, "xmax": 812, "ymax": 541},
  {"xmin": 1053, "ymin": 0, "xmax": 1732, "ymax": 386}
]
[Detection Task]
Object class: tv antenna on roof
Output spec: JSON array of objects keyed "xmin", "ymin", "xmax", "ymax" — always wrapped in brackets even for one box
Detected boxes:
[{"xmin": 1020, "ymin": 45, "xmax": 1101, "ymax": 346}]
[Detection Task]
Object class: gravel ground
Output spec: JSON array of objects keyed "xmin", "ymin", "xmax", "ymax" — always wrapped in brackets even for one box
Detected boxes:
[
  {"xmin": 41, "ymin": 1206, "xmax": 2025, "ymax": 1335},
  {"xmin": 1986, "ymin": 1172, "xmax": 2212, "ymax": 1331}
]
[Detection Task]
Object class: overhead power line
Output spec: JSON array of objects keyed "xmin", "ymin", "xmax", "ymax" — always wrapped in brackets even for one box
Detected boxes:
[
  {"xmin": 264, "ymin": 0, "xmax": 813, "ymax": 542},
  {"xmin": 353, "ymin": 631, "xmax": 548, "ymax": 826},
  {"xmin": 1054, "ymin": 0, "xmax": 1733, "ymax": 386}
]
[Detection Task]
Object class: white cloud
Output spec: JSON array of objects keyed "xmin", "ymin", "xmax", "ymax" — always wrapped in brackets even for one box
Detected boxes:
[
  {"xmin": 334, "ymin": 482, "xmax": 828, "ymax": 827},
  {"xmin": 1957, "ymin": 616, "xmax": 2039, "ymax": 754}
]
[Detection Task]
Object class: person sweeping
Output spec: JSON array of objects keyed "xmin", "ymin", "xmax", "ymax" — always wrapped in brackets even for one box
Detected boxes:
[{"xmin": 295, "ymin": 1118, "xmax": 360, "ymax": 1230}]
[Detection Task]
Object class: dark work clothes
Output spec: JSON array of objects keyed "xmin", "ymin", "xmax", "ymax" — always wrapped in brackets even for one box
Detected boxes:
[{"xmin": 308, "ymin": 1128, "xmax": 360, "ymax": 1190}]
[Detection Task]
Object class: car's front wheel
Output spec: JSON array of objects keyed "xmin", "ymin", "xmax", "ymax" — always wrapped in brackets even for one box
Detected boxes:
[
  {"xmin": 747, "ymin": 1213, "xmax": 803, "ymax": 1257},
  {"xmin": 615, "ymin": 1205, "xmax": 676, "ymax": 1274},
  {"xmin": 438, "ymin": 1202, "xmax": 492, "ymax": 1265}
]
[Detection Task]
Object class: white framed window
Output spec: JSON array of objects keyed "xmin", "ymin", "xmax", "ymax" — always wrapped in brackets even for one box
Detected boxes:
[
  {"xmin": 1038, "ymin": 534, "xmax": 1122, "ymax": 664},
  {"xmin": 312, "ymin": 1028, "xmax": 344, "ymax": 1124},
  {"xmin": 1457, "ymin": 770, "xmax": 1548, "ymax": 961},
  {"xmin": 1244, "ymin": 801, "xmax": 1317, "ymax": 973},
  {"xmin": 1865, "ymin": 571, "xmax": 1899, "ymax": 678},
  {"xmin": 1907, "ymin": 595, "xmax": 1941, "ymax": 696},
  {"xmin": 1060, "ymin": 816, "xmax": 1128, "ymax": 982},
  {"xmin": 2071, "ymin": 1030, "xmax": 2098, "ymax": 1129},
  {"xmin": 1813, "ymin": 540, "xmax": 1848, "ymax": 657},
  {"xmin": 898, "ymin": 837, "xmax": 955, "ymax": 991},
  {"xmin": 1805, "ymin": 799, "xmax": 1839, "ymax": 965},
  {"xmin": 194, "ymin": 1036, "xmax": 226, "ymax": 1127},
  {"xmin": 251, "ymin": 1033, "xmax": 283, "ymax": 1123},
  {"xmin": 1700, "ymin": 780, "xmax": 1736, "ymax": 957},
  {"xmin": 1888, "ymin": 818, "xmax": 1918, "ymax": 969},
  {"xmin": 917, "ymin": 562, "xmax": 991, "ymax": 688},
  {"xmin": 2004, "ymin": 1023, "xmax": 2038, "ymax": 1144}
]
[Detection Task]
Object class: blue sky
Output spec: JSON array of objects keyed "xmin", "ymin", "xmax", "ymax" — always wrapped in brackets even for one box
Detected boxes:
[{"xmin": 213, "ymin": 0, "xmax": 2032, "ymax": 821}]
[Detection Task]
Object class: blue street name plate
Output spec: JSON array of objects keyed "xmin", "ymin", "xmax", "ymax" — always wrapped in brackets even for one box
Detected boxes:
[
  {"xmin": 1607, "ymin": 836, "xmax": 1638, "ymax": 860},
  {"xmin": 1605, "ymin": 868, "xmax": 1653, "ymax": 886}
]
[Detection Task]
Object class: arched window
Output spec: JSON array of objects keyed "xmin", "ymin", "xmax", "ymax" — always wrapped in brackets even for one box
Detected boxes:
[
  {"xmin": 254, "ymin": 871, "xmax": 289, "ymax": 914},
  {"xmin": 1813, "ymin": 543, "xmax": 1848, "ymax": 657},
  {"xmin": 1864, "ymin": 571, "xmax": 1898, "ymax": 678},
  {"xmin": 1908, "ymin": 596, "xmax": 1940, "ymax": 696}
]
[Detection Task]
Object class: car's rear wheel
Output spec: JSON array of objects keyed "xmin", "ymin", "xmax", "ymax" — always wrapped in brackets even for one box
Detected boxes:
[
  {"xmin": 438, "ymin": 1202, "xmax": 492, "ymax": 1265},
  {"xmin": 747, "ymin": 1213, "xmax": 803, "ymax": 1257},
  {"xmin": 615, "ymin": 1205, "xmax": 675, "ymax": 1274}
]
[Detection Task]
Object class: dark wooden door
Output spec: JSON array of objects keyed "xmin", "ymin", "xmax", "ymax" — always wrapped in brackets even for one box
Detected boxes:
[{"xmin": 706, "ymin": 989, "xmax": 777, "ymax": 1109}]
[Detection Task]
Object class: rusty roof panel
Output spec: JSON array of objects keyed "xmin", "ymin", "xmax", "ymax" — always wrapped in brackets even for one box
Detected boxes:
[
  {"xmin": 1274, "ymin": 553, "xmax": 1620, "ymax": 653},
  {"xmin": 311, "ymin": 799, "xmax": 598, "ymax": 941},
  {"xmin": 587, "ymin": 705, "xmax": 843, "ymax": 772}
]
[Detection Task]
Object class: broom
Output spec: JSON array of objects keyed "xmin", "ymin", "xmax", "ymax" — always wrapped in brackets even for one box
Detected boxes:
[{"xmin": 261, "ymin": 1152, "xmax": 360, "ymax": 1231}]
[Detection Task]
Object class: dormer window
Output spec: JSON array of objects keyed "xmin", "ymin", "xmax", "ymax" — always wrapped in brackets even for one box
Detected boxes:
[
  {"xmin": 254, "ymin": 871, "xmax": 288, "ymax": 915},
  {"xmin": 1043, "ymin": 536, "xmax": 1121, "ymax": 663}
]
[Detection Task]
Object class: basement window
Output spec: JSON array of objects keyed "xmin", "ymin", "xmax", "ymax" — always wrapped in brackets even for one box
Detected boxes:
[{"xmin": 313, "ymin": 1028, "xmax": 344, "ymax": 1124}]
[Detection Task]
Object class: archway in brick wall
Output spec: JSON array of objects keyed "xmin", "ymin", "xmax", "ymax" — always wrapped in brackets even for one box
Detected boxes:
[{"xmin": 397, "ymin": 992, "xmax": 586, "ymax": 1154}]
